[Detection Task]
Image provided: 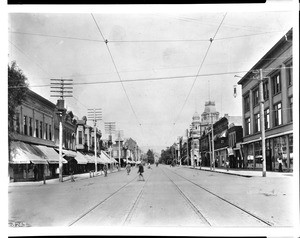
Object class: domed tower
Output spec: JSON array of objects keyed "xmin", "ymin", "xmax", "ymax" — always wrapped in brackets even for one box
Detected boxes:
[
  {"xmin": 190, "ymin": 111, "xmax": 201, "ymax": 166},
  {"xmin": 200, "ymin": 101, "xmax": 220, "ymax": 135}
]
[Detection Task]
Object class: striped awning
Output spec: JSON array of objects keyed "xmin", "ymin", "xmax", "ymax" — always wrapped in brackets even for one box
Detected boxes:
[
  {"xmin": 36, "ymin": 145, "xmax": 68, "ymax": 164},
  {"xmin": 9, "ymin": 141, "xmax": 48, "ymax": 164}
]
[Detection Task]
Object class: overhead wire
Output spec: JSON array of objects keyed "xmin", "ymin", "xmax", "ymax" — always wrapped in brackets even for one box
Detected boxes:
[
  {"xmin": 8, "ymin": 66, "xmax": 293, "ymax": 89},
  {"xmin": 91, "ymin": 13, "xmax": 142, "ymax": 129}
]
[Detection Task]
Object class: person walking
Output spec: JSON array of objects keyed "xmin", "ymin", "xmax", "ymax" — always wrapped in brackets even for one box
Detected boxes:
[
  {"xmin": 277, "ymin": 153, "xmax": 283, "ymax": 172},
  {"xmin": 126, "ymin": 163, "xmax": 131, "ymax": 175},
  {"xmin": 103, "ymin": 164, "xmax": 108, "ymax": 177},
  {"xmin": 226, "ymin": 160, "xmax": 230, "ymax": 171},
  {"xmin": 137, "ymin": 163, "xmax": 145, "ymax": 181}
]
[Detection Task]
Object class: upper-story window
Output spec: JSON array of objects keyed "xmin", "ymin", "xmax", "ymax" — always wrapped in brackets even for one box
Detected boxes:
[
  {"xmin": 289, "ymin": 97, "xmax": 293, "ymax": 122},
  {"xmin": 253, "ymin": 88, "xmax": 259, "ymax": 107},
  {"xmin": 264, "ymin": 109, "xmax": 270, "ymax": 129},
  {"xmin": 23, "ymin": 116, "xmax": 28, "ymax": 136},
  {"xmin": 273, "ymin": 102, "xmax": 282, "ymax": 126},
  {"xmin": 254, "ymin": 113, "xmax": 260, "ymax": 133},
  {"xmin": 35, "ymin": 120, "xmax": 39, "ymax": 138},
  {"xmin": 40, "ymin": 121, "xmax": 43, "ymax": 139},
  {"xmin": 245, "ymin": 118, "xmax": 251, "ymax": 136},
  {"xmin": 79, "ymin": 131, "xmax": 83, "ymax": 145},
  {"xmin": 263, "ymin": 80, "xmax": 269, "ymax": 100},
  {"xmin": 244, "ymin": 94, "xmax": 250, "ymax": 112},
  {"xmin": 286, "ymin": 61, "xmax": 293, "ymax": 86},
  {"xmin": 272, "ymin": 72, "xmax": 281, "ymax": 95},
  {"xmin": 15, "ymin": 113, "xmax": 20, "ymax": 133},
  {"xmin": 29, "ymin": 117, "xmax": 33, "ymax": 136},
  {"xmin": 49, "ymin": 125, "xmax": 52, "ymax": 140},
  {"xmin": 45, "ymin": 123, "xmax": 48, "ymax": 140}
]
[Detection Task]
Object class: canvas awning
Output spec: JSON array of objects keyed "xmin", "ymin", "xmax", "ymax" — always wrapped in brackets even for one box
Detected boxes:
[
  {"xmin": 61, "ymin": 149, "xmax": 77, "ymax": 158},
  {"xmin": 36, "ymin": 145, "xmax": 67, "ymax": 164},
  {"xmin": 9, "ymin": 141, "xmax": 48, "ymax": 164},
  {"xmin": 74, "ymin": 152, "xmax": 88, "ymax": 164},
  {"xmin": 102, "ymin": 151, "xmax": 118, "ymax": 163},
  {"xmin": 100, "ymin": 152, "xmax": 112, "ymax": 164}
]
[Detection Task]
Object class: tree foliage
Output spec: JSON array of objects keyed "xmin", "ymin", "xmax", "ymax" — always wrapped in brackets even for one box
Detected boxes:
[
  {"xmin": 160, "ymin": 148, "xmax": 173, "ymax": 165},
  {"xmin": 8, "ymin": 61, "xmax": 29, "ymax": 133},
  {"xmin": 146, "ymin": 149, "xmax": 154, "ymax": 164}
]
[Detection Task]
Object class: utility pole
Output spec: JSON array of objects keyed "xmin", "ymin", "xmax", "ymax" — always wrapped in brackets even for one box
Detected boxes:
[
  {"xmin": 116, "ymin": 130, "xmax": 123, "ymax": 170},
  {"xmin": 50, "ymin": 78, "xmax": 73, "ymax": 182},
  {"xmin": 88, "ymin": 108, "xmax": 102, "ymax": 174},
  {"xmin": 211, "ymin": 114, "xmax": 215, "ymax": 171},
  {"xmin": 257, "ymin": 69, "xmax": 266, "ymax": 177},
  {"xmin": 186, "ymin": 129, "xmax": 189, "ymax": 166},
  {"xmin": 105, "ymin": 122, "xmax": 116, "ymax": 169}
]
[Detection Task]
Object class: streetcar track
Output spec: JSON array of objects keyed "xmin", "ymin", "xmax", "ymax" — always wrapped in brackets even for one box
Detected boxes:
[
  {"xmin": 167, "ymin": 167, "xmax": 274, "ymax": 226},
  {"xmin": 123, "ymin": 170, "xmax": 153, "ymax": 225},
  {"xmin": 68, "ymin": 174, "xmax": 140, "ymax": 226},
  {"xmin": 161, "ymin": 168, "xmax": 211, "ymax": 226}
]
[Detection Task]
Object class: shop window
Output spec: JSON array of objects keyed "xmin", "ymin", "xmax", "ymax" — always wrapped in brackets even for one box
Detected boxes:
[
  {"xmin": 254, "ymin": 141, "xmax": 262, "ymax": 165},
  {"xmin": 273, "ymin": 102, "xmax": 282, "ymax": 126},
  {"xmin": 272, "ymin": 72, "xmax": 281, "ymax": 95},
  {"xmin": 286, "ymin": 61, "xmax": 293, "ymax": 86},
  {"xmin": 245, "ymin": 118, "xmax": 250, "ymax": 135},
  {"xmin": 23, "ymin": 116, "xmax": 28, "ymax": 135},
  {"xmin": 244, "ymin": 95, "xmax": 250, "ymax": 112},
  {"xmin": 254, "ymin": 113, "xmax": 260, "ymax": 132},
  {"xmin": 35, "ymin": 120, "xmax": 39, "ymax": 138},
  {"xmin": 29, "ymin": 117, "xmax": 33, "ymax": 136},
  {"xmin": 289, "ymin": 135, "xmax": 293, "ymax": 167},
  {"xmin": 253, "ymin": 88, "xmax": 259, "ymax": 107},
  {"xmin": 263, "ymin": 80, "xmax": 269, "ymax": 100},
  {"xmin": 264, "ymin": 109, "xmax": 270, "ymax": 129},
  {"xmin": 273, "ymin": 136, "xmax": 287, "ymax": 167}
]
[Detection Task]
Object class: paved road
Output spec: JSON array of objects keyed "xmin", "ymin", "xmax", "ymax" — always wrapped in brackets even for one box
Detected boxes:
[{"xmin": 8, "ymin": 165, "xmax": 294, "ymax": 227}]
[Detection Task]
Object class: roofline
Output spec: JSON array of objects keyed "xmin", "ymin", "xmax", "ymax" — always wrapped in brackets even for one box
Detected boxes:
[
  {"xmin": 237, "ymin": 28, "xmax": 293, "ymax": 85},
  {"xmin": 26, "ymin": 89, "xmax": 56, "ymax": 109}
]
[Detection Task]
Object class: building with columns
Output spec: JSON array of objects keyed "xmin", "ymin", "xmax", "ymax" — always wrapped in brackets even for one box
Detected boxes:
[
  {"xmin": 200, "ymin": 101, "xmax": 220, "ymax": 135},
  {"xmin": 189, "ymin": 111, "xmax": 201, "ymax": 166},
  {"xmin": 238, "ymin": 28, "xmax": 293, "ymax": 172}
]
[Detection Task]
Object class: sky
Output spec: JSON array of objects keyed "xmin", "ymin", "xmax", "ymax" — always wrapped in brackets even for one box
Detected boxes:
[{"xmin": 6, "ymin": 3, "xmax": 296, "ymax": 154}]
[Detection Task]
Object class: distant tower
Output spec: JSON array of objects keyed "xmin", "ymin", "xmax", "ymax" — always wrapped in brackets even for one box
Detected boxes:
[
  {"xmin": 200, "ymin": 101, "xmax": 220, "ymax": 135},
  {"xmin": 190, "ymin": 111, "xmax": 201, "ymax": 166}
]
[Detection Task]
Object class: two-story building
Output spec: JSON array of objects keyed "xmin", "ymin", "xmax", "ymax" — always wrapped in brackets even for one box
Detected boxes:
[{"xmin": 237, "ymin": 28, "xmax": 293, "ymax": 172}]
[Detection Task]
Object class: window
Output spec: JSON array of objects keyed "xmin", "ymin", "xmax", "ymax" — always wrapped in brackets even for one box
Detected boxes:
[
  {"xmin": 289, "ymin": 97, "xmax": 293, "ymax": 122},
  {"xmin": 49, "ymin": 125, "xmax": 52, "ymax": 140},
  {"xmin": 289, "ymin": 134, "xmax": 293, "ymax": 166},
  {"xmin": 264, "ymin": 109, "xmax": 270, "ymax": 129},
  {"xmin": 254, "ymin": 113, "xmax": 260, "ymax": 132},
  {"xmin": 79, "ymin": 131, "xmax": 83, "ymax": 144},
  {"xmin": 45, "ymin": 123, "xmax": 48, "ymax": 140},
  {"xmin": 29, "ymin": 117, "xmax": 33, "ymax": 136},
  {"xmin": 15, "ymin": 113, "xmax": 20, "ymax": 133},
  {"xmin": 263, "ymin": 80, "xmax": 269, "ymax": 100},
  {"xmin": 35, "ymin": 120, "xmax": 39, "ymax": 138},
  {"xmin": 244, "ymin": 95, "xmax": 250, "ymax": 112},
  {"xmin": 253, "ymin": 88, "xmax": 259, "ymax": 106},
  {"xmin": 272, "ymin": 73, "xmax": 281, "ymax": 95},
  {"xmin": 40, "ymin": 121, "xmax": 43, "ymax": 139},
  {"xmin": 23, "ymin": 116, "xmax": 28, "ymax": 135},
  {"xmin": 274, "ymin": 102, "xmax": 282, "ymax": 126},
  {"xmin": 286, "ymin": 61, "xmax": 293, "ymax": 86},
  {"xmin": 245, "ymin": 118, "xmax": 251, "ymax": 135}
]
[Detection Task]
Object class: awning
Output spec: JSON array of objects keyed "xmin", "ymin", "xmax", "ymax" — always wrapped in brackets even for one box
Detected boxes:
[
  {"xmin": 61, "ymin": 149, "xmax": 77, "ymax": 158},
  {"xmin": 100, "ymin": 151, "xmax": 113, "ymax": 164},
  {"xmin": 75, "ymin": 152, "xmax": 88, "ymax": 164},
  {"xmin": 36, "ymin": 145, "xmax": 67, "ymax": 164},
  {"xmin": 102, "ymin": 151, "xmax": 118, "ymax": 163},
  {"xmin": 9, "ymin": 141, "xmax": 48, "ymax": 164}
]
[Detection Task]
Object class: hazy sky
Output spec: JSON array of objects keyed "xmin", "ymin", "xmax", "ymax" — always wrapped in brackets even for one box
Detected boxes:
[{"xmin": 7, "ymin": 4, "xmax": 295, "ymax": 153}]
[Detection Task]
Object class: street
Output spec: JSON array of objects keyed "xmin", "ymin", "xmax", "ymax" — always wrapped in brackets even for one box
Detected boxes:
[{"xmin": 8, "ymin": 165, "xmax": 294, "ymax": 227}]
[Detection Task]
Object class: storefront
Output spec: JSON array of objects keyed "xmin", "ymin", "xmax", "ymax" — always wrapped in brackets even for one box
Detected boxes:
[
  {"xmin": 214, "ymin": 147, "xmax": 227, "ymax": 168},
  {"xmin": 241, "ymin": 132, "xmax": 293, "ymax": 172}
]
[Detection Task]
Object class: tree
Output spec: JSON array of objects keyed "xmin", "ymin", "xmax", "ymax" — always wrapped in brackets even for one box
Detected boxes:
[
  {"xmin": 8, "ymin": 61, "xmax": 29, "ymax": 134},
  {"xmin": 146, "ymin": 149, "xmax": 154, "ymax": 164},
  {"xmin": 160, "ymin": 148, "xmax": 173, "ymax": 165}
]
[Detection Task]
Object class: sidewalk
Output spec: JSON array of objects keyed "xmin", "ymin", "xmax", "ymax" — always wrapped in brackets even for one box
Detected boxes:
[
  {"xmin": 8, "ymin": 168, "xmax": 125, "ymax": 187},
  {"xmin": 185, "ymin": 165, "xmax": 293, "ymax": 178}
]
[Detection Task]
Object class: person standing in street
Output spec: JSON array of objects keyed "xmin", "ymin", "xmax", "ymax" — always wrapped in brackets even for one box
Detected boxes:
[
  {"xmin": 126, "ymin": 163, "xmax": 131, "ymax": 175},
  {"xmin": 277, "ymin": 153, "xmax": 283, "ymax": 172},
  {"xmin": 138, "ymin": 163, "xmax": 145, "ymax": 181},
  {"xmin": 103, "ymin": 164, "xmax": 108, "ymax": 177}
]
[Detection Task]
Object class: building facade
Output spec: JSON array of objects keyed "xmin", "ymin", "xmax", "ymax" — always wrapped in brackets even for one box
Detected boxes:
[{"xmin": 238, "ymin": 28, "xmax": 293, "ymax": 172}]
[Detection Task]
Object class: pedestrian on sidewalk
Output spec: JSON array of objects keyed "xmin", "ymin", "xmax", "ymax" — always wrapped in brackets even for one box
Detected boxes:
[
  {"xmin": 199, "ymin": 158, "xmax": 202, "ymax": 170},
  {"xmin": 103, "ymin": 164, "xmax": 108, "ymax": 177},
  {"xmin": 226, "ymin": 160, "xmax": 230, "ymax": 171},
  {"xmin": 277, "ymin": 153, "xmax": 283, "ymax": 172},
  {"xmin": 126, "ymin": 163, "xmax": 131, "ymax": 175},
  {"xmin": 138, "ymin": 163, "xmax": 145, "ymax": 181}
]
